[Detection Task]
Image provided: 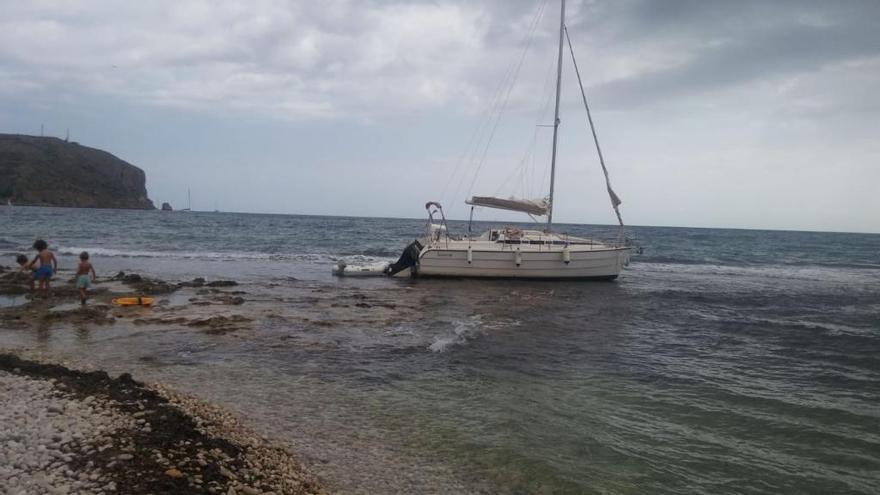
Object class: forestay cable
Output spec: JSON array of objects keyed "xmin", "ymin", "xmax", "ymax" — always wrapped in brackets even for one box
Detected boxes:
[{"xmin": 563, "ymin": 25, "xmax": 623, "ymax": 229}]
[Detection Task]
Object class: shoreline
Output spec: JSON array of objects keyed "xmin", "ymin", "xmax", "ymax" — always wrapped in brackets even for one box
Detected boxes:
[{"xmin": 0, "ymin": 352, "xmax": 327, "ymax": 495}]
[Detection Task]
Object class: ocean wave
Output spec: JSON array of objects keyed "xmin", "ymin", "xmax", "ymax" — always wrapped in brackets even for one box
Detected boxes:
[
  {"xmin": 744, "ymin": 316, "xmax": 878, "ymax": 337},
  {"xmin": 0, "ymin": 237, "xmax": 25, "ymax": 250},
  {"xmin": 428, "ymin": 315, "xmax": 521, "ymax": 353},
  {"xmin": 637, "ymin": 261, "xmax": 880, "ymax": 284},
  {"xmin": 56, "ymin": 246, "xmax": 277, "ymax": 260},
  {"xmin": 359, "ymin": 247, "xmax": 401, "ymax": 258},
  {"xmin": 54, "ymin": 246, "xmax": 397, "ymax": 265},
  {"xmin": 639, "ymin": 257, "xmax": 880, "ymax": 271},
  {"xmin": 428, "ymin": 318, "xmax": 485, "ymax": 353}
]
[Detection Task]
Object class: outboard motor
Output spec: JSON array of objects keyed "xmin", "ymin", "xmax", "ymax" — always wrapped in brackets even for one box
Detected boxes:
[{"xmin": 385, "ymin": 240, "xmax": 423, "ymax": 276}]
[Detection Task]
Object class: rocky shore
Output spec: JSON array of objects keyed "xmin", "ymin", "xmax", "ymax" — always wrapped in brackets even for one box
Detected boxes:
[
  {"xmin": 0, "ymin": 353, "xmax": 327, "ymax": 495},
  {"xmin": 0, "ymin": 264, "xmax": 330, "ymax": 494}
]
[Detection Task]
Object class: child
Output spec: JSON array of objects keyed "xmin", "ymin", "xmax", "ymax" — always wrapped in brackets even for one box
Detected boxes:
[
  {"xmin": 15, "ymin": 254, "xmax": 35, "ymax": 291},
  {"xmin": 75, "ymin": 251, "xmax": 97, "ymax": 305},
  {"xmin": 28, "ymin": 239, "xmax": 57, "ymax": 296}
]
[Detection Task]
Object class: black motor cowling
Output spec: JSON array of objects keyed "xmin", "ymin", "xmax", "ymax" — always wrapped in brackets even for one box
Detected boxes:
[{"xmin": 385, "ymin": 240, "xmax": 422, "ymax": 276}]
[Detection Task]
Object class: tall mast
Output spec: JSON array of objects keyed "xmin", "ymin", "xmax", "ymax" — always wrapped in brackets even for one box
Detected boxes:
[{"xmin": 547, "ymin": 0, "xmax": 566, "ymax": 229}]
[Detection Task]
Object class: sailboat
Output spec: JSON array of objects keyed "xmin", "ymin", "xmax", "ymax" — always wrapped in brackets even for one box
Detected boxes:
[
  {"xmin": 181, "ymin": 188, "xmax": 192, "ymax": 212},
  {"xmin": 335, "ymin": 0, "xmax": 631, "ymax": 280}
]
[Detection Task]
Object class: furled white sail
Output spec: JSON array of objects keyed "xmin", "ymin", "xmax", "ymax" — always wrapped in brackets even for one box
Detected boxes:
[{"xmin": 466, "ymin": 196, "xmax": 550, "ymax": 216}]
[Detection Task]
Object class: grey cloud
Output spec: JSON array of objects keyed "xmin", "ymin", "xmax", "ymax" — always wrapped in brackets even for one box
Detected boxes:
[
  {"xmin": 577, "ymin": 0, "xmax": 880, "ymax": 108},
  {"xmin": 1, "ymin": 0, "xmax": 878, "ymax": 120}
]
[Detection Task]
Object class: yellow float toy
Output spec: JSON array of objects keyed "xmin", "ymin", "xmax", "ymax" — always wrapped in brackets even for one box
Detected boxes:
[{"xmin": 111, "ymin": 297, "xmax": 155, "ymax": 307}]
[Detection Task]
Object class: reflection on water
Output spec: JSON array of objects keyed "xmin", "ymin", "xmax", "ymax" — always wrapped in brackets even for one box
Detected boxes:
[{"xmin": 0, "ymin": 294, "xmax": 28, "ymax": 308}]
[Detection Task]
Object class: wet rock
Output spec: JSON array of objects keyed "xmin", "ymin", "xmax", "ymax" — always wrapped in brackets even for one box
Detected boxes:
[
  {"xmin": 114, "ymin": 272, "xmax": 178, "ymax": 295},
  {"xmin": 187, "ymin": 315, "xmax": 251, "ymax": 334},
  {"xmin": 41, "ymin": 305, "xmax": 115, "ymax": 325},
  {"xmin": 206, "ymin": 280, "xmax": 238, "ymax": 287}
]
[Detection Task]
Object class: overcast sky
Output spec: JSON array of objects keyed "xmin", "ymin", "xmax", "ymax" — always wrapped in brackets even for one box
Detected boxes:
[{"xmin": 1, "ymin": 0, "xmax": 878, "ymax": 233}]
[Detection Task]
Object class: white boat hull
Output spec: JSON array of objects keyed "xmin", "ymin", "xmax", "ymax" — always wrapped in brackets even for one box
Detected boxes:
[{"xmin": 417, "ymin": 243, "xmax": 629, "ymax": 279}]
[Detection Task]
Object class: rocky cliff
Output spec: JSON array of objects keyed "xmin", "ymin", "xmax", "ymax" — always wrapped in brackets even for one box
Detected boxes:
[{"xmin": 0, "ymin": 134, "xmax": 154, "ymax": 209}]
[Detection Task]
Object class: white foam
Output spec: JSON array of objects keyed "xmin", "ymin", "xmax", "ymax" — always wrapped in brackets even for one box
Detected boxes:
[
  {"xmin": 54, "ymin": 246, "xmax": 396, "ymax": 265},
  {"xmin": 428, "ymin": 317, "xmax": 481, "ymax": 353},
  {"xmin": 428, "ymin": 316, "xmax": 522, "ymax": 353},
  {"xmin": 639, "ymin": 262, "xmax": 880, "ymax": 284}
]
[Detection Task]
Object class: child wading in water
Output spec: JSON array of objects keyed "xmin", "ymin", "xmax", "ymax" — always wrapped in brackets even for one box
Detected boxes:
[
  {"xmin": 76, "ymin": 252, "xmax": 97, "ymax": 305},
  {"xmin": 15, "ymin": 254, "xmax": 35, "ymax": 291},
  {"xmin": 29, "ymin": 239, "xmax": 57, "ymax": 297}
]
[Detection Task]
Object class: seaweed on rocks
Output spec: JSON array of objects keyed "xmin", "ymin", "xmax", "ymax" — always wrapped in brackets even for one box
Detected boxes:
[
  {"xmin": 112, "ymin": 271, "xmax": 178, "ymax": 295},
  {"xmin": 0, "ymin": 353, "xmax": 326, "ymax": 495}
]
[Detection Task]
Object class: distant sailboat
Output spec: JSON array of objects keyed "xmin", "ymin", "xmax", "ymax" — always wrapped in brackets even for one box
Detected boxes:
[{"xmin": 181, "ymin": 188, "xmax": 192, "ymax": 212}]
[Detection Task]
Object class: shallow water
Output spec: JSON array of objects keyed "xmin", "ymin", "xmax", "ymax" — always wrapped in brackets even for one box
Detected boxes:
[
  {"xmin": 1, "ymin": 207, "xmax": 879, "ymax": 494},
  {"xmin": 0, "ymin": 294, "xmax": 28, "ymax": 308}
]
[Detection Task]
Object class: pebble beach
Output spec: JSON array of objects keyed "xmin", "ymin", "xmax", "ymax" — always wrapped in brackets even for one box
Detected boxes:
[{"xmin": 0, "ymin": 353, "xmax": 326, "ymax": 495}]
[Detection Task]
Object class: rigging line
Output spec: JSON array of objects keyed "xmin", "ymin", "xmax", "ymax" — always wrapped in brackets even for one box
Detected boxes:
[
  {"xmin": 463, "ymin": 0, "xmax": 548, "ymax": 200},
  {"xmin": 492, "ymin": 32, "xmax": 558, "ymax": 201},
  {"xmin": 522, "ymin": 42, "xmax": 562, "ymax": 199},
  {"xmin": 564, "ymin": 25, "xmax": 624, "ymax": 228},
  {"xmin": 441, "ymin": 1, "xmax": 547, "ymax": 207},
  {"xmin": 440, "ymin": 57, "xmax": 520, "ymax": 204},
  {"xmin": 492, "ymin": 125, "xmax": 538, "ymax": 198},
  {"xmin": 534, "ymin": 50, "xmax": 559, "ymax": 199},
  {"xmin": 447, "ymin": 0, "xmax": 549, "ymax": 208}
]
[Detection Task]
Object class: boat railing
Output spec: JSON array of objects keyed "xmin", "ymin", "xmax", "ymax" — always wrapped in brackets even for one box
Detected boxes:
[{"xmin": 424, "ymin": 201, "xmax": 450, "ymax": 248}]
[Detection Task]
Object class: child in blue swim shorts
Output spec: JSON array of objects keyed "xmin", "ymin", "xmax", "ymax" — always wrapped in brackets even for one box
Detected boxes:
[{"xmin": 29, "ymin": 239, "xmax": 57, "ymax": 296}]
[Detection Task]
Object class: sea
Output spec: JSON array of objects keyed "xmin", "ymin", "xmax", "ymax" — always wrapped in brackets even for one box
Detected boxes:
[{"xmin": 1, "ymin": 206, "xmax": 879, "ymax": 494}]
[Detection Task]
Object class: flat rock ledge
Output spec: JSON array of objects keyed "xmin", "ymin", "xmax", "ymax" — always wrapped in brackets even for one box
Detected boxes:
[{"xmin": 0, "ymin": 354, "xmax": 327, "ymax": 495}]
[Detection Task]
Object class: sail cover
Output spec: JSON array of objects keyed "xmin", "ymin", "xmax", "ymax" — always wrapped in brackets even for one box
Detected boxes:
[{"xmin": 467, "ymin": 196, "xmax": 550, "ymax": 216}]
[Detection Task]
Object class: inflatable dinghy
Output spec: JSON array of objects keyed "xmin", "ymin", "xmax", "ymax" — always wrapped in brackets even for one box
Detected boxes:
[{"xmin": 331, "ymin": 262, "xmax": 389, "ymax": 277}]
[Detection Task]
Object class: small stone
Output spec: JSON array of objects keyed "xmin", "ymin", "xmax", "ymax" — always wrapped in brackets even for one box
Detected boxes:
[
  {"xmin": 116, "ymin": 454, "xmax": 134, "ymax": 461},
  {"xmin": 165, "ymin": 468, "xmax": 184, "ymax": 478},
  {"xmin": 241, "ymin": 486, "xmax": 260, "ymax": 495}
]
